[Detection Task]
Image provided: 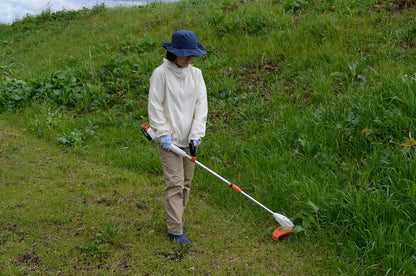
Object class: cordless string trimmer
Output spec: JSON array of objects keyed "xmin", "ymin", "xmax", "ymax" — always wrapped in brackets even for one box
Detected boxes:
[{"xmin": 141, "ymin": 125, "xmax": 294, "ymax": 241}]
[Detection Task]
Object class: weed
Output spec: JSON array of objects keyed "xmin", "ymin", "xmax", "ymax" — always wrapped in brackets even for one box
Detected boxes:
[
  {"xmin": 0, "ymin": 77, "xmax": 31, "ymax": 112},
  {"xmin": 79, "ymin": 238, "xmax": 110, "ymax": 260},
  {"xmin": 56, "ymin": 128, "xmax": 95, "ymax": 146},
  {"xmin": 292, "ymin": 201, "xmax": 320, "ymax": 235},
  {"xmin": 79, "ymin": 222, "xmax": 122, "ymax": 260},
  {"xmin": 283, "ymin": 0, "xmax": 309, "ymax": 13},
  {"xmin": 98, "ymin": 222, "xmax": 123, "ymax": 247},
  {"xmin": 210, "ymin": 5, "xmax": 275, "ymax": 36},
  {"xmin": 118, "ymin": 35, "xmax": 157, "ymax": 54},
  {"xmin": 159, "ymin": 244, "xmax": 191, "ymax": 261}
]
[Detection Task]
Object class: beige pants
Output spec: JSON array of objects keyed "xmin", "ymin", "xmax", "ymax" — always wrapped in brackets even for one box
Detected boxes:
[{"xmin": 159, "ymin": 145, "xmax": 195, "ymax": 235}]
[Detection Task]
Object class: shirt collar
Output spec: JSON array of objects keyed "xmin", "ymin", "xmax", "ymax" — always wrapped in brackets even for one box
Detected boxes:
[{"xmin": 163, "ymin": 58, "xmax": 192, "ymax": 76}]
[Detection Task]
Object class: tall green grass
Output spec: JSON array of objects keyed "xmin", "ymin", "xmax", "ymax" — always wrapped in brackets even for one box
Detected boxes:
[{"xmin": 1, "ymin": 0, "xmax": 416, "ymax": 274}]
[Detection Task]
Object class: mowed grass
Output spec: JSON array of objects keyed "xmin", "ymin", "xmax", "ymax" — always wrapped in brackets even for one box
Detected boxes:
[{"xmin": 0, "ymin": 118, "xmax": 328, "ymax": 274}]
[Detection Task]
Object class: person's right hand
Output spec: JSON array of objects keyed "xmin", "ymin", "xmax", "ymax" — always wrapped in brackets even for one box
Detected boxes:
[{"xmin": 160, "ymin": 136, "xmax": 172, "ymax": 150}]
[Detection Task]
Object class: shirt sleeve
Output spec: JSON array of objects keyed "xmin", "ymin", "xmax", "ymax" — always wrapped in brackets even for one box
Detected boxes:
[
  {"xmin": 148, "ymin": 68, "xmax": 172, "ymax": 138},
  {"xmin": 188, "ymin": 71, "xmax": 208, "ymax": 141}
]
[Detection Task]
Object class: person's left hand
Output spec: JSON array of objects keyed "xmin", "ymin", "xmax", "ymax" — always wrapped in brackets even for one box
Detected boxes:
[
  {"xmin": 191, "ymin": 139, "xmax": 201, "ymax": 147},
  {"xmin": 189, "ymin": 139, "xmax": 201, "ymax": 157}
]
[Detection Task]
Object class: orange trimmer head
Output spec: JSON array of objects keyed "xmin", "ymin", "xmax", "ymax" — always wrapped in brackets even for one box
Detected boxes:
[{"xmin": 272, "ymin": 227, "xmax": 295, "ymax": 241}]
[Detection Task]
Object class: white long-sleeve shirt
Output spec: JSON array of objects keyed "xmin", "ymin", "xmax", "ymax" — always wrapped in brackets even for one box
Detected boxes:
[{"xmin": 148, "ymin": 59, "xmax": 208, "ymax": 147}]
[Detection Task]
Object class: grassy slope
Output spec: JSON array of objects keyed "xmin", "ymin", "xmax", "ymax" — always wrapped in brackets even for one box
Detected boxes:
[{"xmin": 1, "ymin": 0, "xmax": 416, "ymax": 274}]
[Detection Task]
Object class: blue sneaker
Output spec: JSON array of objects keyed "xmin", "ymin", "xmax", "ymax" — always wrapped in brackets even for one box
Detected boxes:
[{"xmin": 168, "ymin": 233, "xmax": 192, "ymax": 245}]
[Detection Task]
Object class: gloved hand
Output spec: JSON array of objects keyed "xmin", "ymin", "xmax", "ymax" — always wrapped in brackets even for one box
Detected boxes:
[
  {"xmin": 160, "ymin": 136, "xmax": 172, "ymax": 150},
  {"xmin": 191, "ymin": 139, "xmax": 201, "ymax": 147},
  {"xmin": 189, "ymin": 139, "xmax": 201, "ymax": 157}
]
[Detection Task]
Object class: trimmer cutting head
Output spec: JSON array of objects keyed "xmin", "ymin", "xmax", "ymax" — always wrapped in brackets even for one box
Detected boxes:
[
  {"xmin": 272, "ymin": 227, "xmax": 294, "ymax": 241},
  {"xmin": 273, "ymin": 213, "xmax": 294, "ymax": 230},
  {"xmin": 272, "ymin": 213, "xmax": 294, "ymax": 240}
]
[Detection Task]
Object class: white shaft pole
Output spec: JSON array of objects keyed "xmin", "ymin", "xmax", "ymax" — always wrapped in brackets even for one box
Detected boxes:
[
  {"xmin": 240, "ymin": 191, "xmax": 274, "ymax": 215},
  {"xmin": 169, "ymin": 145, "xmax": 275, "ymax": 215}
]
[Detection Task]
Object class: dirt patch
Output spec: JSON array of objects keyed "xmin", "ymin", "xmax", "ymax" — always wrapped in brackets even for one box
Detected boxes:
[
  {"xmin": 232, "ymin": 57, "xmax": 283, "ymax": 98},
  {"xmin": 15, "ymin": 252, "xmax": 41, "ymax": 266},
  {"xmin": 223, "ymin": 0, "xmax": 258, "ymax": 12},
  {"xmin": 395, "ymin": 0, "xmax": 416, "ymax": 10},
  {"xmin": 374, "ymin": 0, "xmax": 416, "ymax": 12},
  {"xmin": 1, "ymin": 223, "xmax": 26, "ymax": 242}
]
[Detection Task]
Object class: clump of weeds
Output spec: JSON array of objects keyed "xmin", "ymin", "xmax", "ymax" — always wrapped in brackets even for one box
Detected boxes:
[
  {"xmin": 78, "ymin": 222, "xmax": 123, "ymax": 260},
  {"xmin": 158, "ymin": 244, "xmax": 191, "ymax": 261}
]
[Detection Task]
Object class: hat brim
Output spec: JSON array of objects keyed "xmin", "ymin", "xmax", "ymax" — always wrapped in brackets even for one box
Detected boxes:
[{"xmin": 161, "ymin": 42, "xmax": 207, "ymax": 57}]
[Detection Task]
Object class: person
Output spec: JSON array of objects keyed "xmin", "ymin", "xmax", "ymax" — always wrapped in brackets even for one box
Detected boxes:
[{"xmin": 147, "ymin": 30, "xmax": 208, "ymax": 245}]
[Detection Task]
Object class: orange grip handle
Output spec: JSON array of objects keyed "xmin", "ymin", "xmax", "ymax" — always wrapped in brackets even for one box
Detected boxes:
[{"xmin": 230, "ymin": 184, "xmax": 242, "ymax": 193}]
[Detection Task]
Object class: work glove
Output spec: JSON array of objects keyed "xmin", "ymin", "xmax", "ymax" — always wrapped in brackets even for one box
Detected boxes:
[
  {"xmin": 191, "ymin": 139, "xmax": 201, "ymax": 147},
  {"xmin": 189, "ymin": 139, "xmax": 201, "ymax": 157},
  {"xmin": 160, "ymin": 136, "xmax": 172, "ymax": 150}
]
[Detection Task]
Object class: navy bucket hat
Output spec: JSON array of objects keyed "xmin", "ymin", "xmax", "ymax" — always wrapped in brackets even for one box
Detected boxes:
[{"xmin": 161, "ymin": 30, "xmax": 207, "ymax": 57}]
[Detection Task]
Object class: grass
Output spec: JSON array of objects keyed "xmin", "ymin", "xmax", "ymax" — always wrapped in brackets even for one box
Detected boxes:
[
  {"xmin": 0, "ymin": 119, "xmax": 326, "ymax": 274},
  {"xmin": 1, "ymin": 0, "xmax": 416, "ymax": 274}
]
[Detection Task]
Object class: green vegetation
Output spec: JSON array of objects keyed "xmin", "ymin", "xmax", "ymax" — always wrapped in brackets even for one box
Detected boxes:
[{"xmin": 1, "ymin": 0, "xmax": 415, "ymax": 274}]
